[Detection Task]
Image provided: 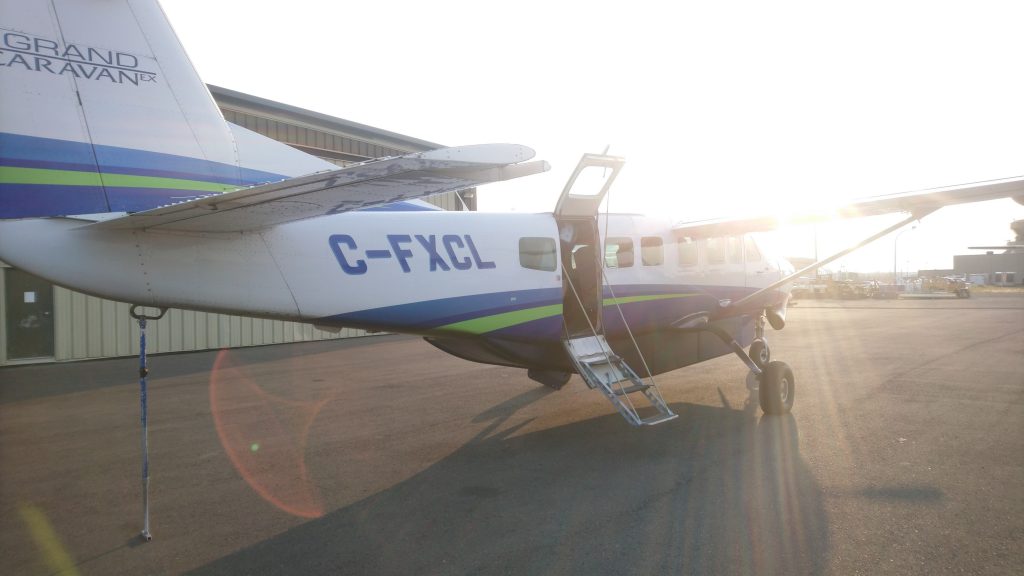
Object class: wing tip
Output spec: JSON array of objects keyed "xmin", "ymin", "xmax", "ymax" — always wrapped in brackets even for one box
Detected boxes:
[{"xmin": 418, "ymin": 143, "xmax": 536, "ymax": 165}]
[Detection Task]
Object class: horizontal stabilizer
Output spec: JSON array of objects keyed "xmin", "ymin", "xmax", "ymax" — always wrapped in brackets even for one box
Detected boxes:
[
  {"xmin": 673, "ymin": 176, "xmax": 1024, "ymax": 237},
  {"xmin": 90, "ymin": 144, "xmax": 548, "ymax": 232}
]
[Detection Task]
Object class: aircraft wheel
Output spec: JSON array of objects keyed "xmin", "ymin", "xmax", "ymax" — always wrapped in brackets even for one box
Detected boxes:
[
  {"xmin": 759, "ymin": 361, "xmax": 794, "ymax": 415},
  {"xmin": 749, "ymin": 339, "xmax": 770, "ymax": 370}
]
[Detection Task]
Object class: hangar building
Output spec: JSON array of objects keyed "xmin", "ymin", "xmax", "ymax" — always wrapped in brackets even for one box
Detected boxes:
[
  {"xmin": 953, "ymin": 220, "xmax": 1024, "ymax": 286},
  {"xmin": 953, "ymin": 251, "xmax": 1024, "ymax": 286},
  {"xmin": 0, "ymin": 86, "xmax": 472, "ymax": 365}
]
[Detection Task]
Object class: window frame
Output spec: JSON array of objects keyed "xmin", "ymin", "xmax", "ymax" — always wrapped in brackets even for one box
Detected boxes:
[
  {"xmin": 641, "ymin": 236, "xmax": 664, "ymax": 266},
  {"xmin": 706, "ymin": 237, "xmax": 726, "ymax": 265},
  {"xmin": 518, "ymin": 237, "xmax": 558, "ymax": 272},
  {"xmin": 604, "ymin": 237, "xmax": 634, "ymax": 268},
  {"xmin": 677, "ymin": 237, "xmax": 699, "ymax": 268}
]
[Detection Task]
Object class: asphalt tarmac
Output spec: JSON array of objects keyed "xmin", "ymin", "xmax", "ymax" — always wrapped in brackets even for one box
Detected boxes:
[{"xmin": 1, "ymin": 294, "xmax": 1022, "ymax": 575}]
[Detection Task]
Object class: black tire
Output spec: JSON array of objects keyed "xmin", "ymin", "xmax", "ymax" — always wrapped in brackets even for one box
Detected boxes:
[
  {"xmin": 749, "ymin": 339, "xmax": 770, "ymax": 370},
  {"xmin": 759, "ymin": 361, "xmax": 795, "ymax": 415}
]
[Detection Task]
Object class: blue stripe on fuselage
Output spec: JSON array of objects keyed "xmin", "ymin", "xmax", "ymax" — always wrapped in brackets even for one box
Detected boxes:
[
  {"xmin": 314, "ymin": 284, "xmax": 768, "ymax": 340},
  {"xmin": 320, "ymin": 288, "xmax": 564, "ymax": 331},
  {"xmin": 1, "ymin": 132, "xmax": 284, "ymax": 186}
]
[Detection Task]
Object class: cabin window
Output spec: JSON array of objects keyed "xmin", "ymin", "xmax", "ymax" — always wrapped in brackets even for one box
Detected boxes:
[
  {"xmin": 744, "ymin": 236, "xmax": 762, "ymax": 262},
  {"xmin": 519, "ymin": 237, "xmax": 557, "ymax": 271},
  {"xmin": 641, "ymin": 237, "xmax": 664, "ymax": 266},
  {"xmin": 604, "ymin": 237, "xmax": 634, "ymax": 268},
  {"xmin": 678, "ymin": 237, "xmax": 698, "ymax": 267},
  {"xmin": 706, "ymin": 237, "xmax": 726, "ymax": 264},
  {"xmin": 727, "ymin": 236, "xmax": 744, "ymax": 264}
]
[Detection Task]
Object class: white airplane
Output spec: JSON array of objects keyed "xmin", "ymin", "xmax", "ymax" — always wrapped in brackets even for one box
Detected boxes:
[{"xmin": 2, "ymin": 0, "xmax": 1023, "ymax": 429}]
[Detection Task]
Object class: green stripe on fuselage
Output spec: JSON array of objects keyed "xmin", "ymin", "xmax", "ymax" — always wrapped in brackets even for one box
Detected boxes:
[
  {"xmin": 437, "ymin": 293, "xmax": 698, "ymax": 335},
  {"xmin": 0, "ymin": 166, "xmax": 239, "ymax": 193},
  {"xmin": 602, "ymin": 293, "xmax": 696, "ymax": 306},
  {"xmin": 439, "ymin": 304, "xmax": 564, "ymax": 334}
]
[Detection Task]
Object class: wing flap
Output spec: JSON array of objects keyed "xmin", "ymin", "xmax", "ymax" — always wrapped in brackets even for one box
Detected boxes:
[
  {"xmin": 90, "ymin": 144, "xmax": 548, "ymax": 232},
  {"xmin": 673, "ymin": 176, "xmax": 1024, "ymax": 237}
]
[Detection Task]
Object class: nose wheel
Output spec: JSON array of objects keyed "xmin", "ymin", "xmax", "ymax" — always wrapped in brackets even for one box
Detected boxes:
[{"xmin": 749, "ymin": 338, "xmax": 770, "ymax": 371}]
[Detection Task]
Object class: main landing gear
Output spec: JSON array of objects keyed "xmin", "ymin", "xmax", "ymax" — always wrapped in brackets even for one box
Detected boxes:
[
  {"xmin": 759, "ymin": 360, "xmax": 794, "ymax": 415},
  {"xmin": 748, "ymin": 312, "xmax": 794, "ymax": 415},
  {"xmin": 704, "ymin": 311, "xmax": 794, "ymax": 415}
]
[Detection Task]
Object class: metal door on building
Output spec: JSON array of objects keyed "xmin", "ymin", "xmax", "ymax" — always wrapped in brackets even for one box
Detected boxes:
[{"xmin": 4, "ymin": 268, "xmax": 55, "ymax": 360}]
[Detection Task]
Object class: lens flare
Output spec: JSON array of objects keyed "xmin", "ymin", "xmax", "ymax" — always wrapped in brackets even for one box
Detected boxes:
[{"xmin": 209, "ymin": 349, "xmax": 330, "ymax": 519}]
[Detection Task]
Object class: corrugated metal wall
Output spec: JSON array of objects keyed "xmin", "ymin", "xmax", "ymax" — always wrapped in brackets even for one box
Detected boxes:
[
  {"xmin": 221, "ymin": 108, "xmax": 406, "ymax": 163},
  {"xmin": 51, "ymin": 287, "xmax": 370, "ymax": 362},
  {"xmin": 218, "ymin": 105, "xmax": 468, "ymax": 212}
]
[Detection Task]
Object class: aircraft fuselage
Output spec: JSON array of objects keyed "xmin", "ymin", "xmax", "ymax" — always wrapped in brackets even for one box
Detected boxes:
[{"xmin": 0, "ymin": 210, "xmax": 791, "ymax": 375}]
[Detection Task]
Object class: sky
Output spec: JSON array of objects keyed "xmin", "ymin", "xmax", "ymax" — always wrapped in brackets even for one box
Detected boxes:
[{"xmin": 161, "ymin": 0, "xmax": 1024, "ymax": 273}]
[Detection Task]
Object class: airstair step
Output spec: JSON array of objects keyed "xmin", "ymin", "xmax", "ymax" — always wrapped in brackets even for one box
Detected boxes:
[
  {"xmin": 564, "ymin": 334, "xmax": 676, "ymax": 427},
  {"xmin": 577, "ymin": 352, "xmax": 621, "ymax": 365},
  {"xmin": 640, "ymin": 413, "xmax": 679, "ymax": 426},
  {"xmin": 612, "ymin": 383, "xmax": 650, "ymax": 396}
]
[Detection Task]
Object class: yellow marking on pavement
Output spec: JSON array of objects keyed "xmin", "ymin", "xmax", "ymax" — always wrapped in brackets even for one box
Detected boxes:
[{"xmin": 19, "ymin": 504, "xmax": 81, "ymax": 576}]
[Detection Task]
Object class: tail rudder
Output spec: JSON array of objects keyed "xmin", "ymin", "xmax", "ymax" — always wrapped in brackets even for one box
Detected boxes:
[{"xmin": 0, "ymin": 0, "xmax": 299, "ymax": 218}]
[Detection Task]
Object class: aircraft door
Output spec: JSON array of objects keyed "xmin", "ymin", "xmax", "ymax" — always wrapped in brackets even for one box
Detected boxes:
[
  {"xmin": 704, "ymin": 236, "xmax": 745, "ymax": 289},
  {"xmin": 4, "ymin": 268, "xmax": 55, "ymax": 360},
  {"xmin": 743, "ymin": 235, "xmax": 777, "ymax": 287},
  {"xmin": 555, "ymin": 153, "xmax": 625, "ymax": 337},
  {"xmin": 559, "ymin": 220, "xmax": 602, "ymax": 336},
  {"xmin": 554, "ymin": 153, "xmax": 626, "ymax": 219}
]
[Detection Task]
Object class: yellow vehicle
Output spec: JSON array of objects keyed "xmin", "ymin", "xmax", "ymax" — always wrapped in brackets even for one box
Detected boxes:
[{"xmin": 922, "ymin": 276, "xmax": 971, "ymax": 298}]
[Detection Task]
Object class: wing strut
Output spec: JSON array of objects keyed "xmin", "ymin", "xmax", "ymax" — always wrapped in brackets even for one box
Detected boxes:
[{"xmin": 732, "ymin": 210, "xmax": 935, "ymax": 309}]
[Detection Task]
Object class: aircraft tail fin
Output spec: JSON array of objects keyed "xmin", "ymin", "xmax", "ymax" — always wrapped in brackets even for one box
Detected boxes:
[{"xmin": 0, "ymin": 0, "xmax": 328, "ymax": 219}]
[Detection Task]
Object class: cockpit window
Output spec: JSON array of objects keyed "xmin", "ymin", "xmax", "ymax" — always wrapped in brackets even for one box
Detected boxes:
[
  {"xmin": 727, "ymin": 236, "xmax": 743, "ymax": 264},
  {"xmin": 744, "ymin": 236, "xmax": 762, "ymax": 262},
  {"xmin": 706, "ymin": 237, "xmax": 725, "ymax": 264}
]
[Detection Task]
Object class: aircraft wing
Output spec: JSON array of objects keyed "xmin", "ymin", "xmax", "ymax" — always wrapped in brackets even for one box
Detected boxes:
[
  {"xmin": 89, "ymin": 144, "xmax": 548, "ymax": 232},
  {"xmin": 672, "ymin": 176, "xmax": 1024, "ymax": 238}
]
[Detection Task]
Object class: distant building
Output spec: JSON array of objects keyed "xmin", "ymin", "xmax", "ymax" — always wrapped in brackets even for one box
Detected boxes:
[
  {"xmin": 1, "ymin": 88, "xmax": 467, "ymax": 365},
  {"xmin": 917, "ymin": 269, "xmax": 955, "ymax": 279},
  {"xmin": 954, "ymin": 252, "xmax": 1023, "ymax": 285},
  {"xmin": 953, "ymin": 219, "xmax": 1023, "ymax": 286}
]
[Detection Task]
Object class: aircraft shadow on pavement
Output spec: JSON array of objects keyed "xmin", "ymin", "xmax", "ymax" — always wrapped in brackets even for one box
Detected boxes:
[{"xmin": 189, "ymin": 397, "xmax": 830, "ymax": 576}]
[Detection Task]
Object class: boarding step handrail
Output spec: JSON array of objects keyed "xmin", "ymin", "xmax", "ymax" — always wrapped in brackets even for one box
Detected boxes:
[{"xmin": 564, "ymin": 335, "xmax": 677, "ymax": 427}]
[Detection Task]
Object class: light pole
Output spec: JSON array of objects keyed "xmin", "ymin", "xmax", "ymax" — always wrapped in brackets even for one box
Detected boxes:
[{"xmin": 894, "ymin": 225, "xmax": 916, "ymax": 286}]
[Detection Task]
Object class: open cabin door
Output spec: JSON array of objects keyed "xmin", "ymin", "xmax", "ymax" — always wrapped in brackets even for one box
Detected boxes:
[
  {"xmin": 555, "ymin": 153, "xmax": 625, "ymax": 337},
  {"xmin": 554, "ymin": 153, "xmax": 625, "ymax": 218},
  {"xmin": 554, "ymin": 153, "xmax": 677, "ymax": 427}
]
